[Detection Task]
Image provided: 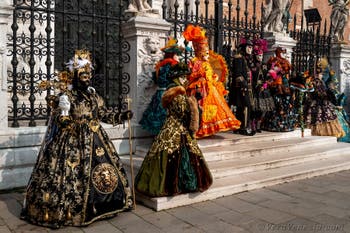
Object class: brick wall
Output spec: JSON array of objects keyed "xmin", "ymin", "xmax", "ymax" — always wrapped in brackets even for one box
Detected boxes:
[{"xmin": 196, "ymin": 0, "xmax": 350, "ymax": 43}]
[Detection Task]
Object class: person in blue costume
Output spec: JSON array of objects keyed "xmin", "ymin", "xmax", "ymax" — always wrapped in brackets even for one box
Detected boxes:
[
  {"xmin": 327, "ymin": 75, "xmax": 350, "ymax": 142},
  {"xmin": 139, "ymin": 37, "xmax": 184, "ymax": 135}
]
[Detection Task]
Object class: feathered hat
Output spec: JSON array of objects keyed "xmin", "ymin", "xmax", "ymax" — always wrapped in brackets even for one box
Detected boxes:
[
  {"xmin": 65, "ymin": 49, "xmax": 94, "ymax": 78},
  {"xmin": 161, "ymin": 37, "xmax": 184, "ymax": 55},
  {"xmin": 253, "ymin": 38, "xmax": 268, "ymax": 55},
  {"xmin": 38, "ymin": 49, "xmax": 94, "ymax": 93},
  {"xmin": 182, "ymin": 24, "xmax": 209, "ymax": 56}
]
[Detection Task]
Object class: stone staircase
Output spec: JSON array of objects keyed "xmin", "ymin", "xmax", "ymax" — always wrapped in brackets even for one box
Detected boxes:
[{"xmin": 120, "ymin": 129, "xmax": 350, "ymax": 211}]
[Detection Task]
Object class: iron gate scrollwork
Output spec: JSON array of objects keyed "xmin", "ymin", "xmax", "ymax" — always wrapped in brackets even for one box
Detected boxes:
[
  {"xmin": 162, "ymin": 0, "xmax": 264, "ymax": 66},
  {"xmin": 8, "ymin": 0, "xmax": 130, "ymax": 127},
  {"xmin": 290, "ymin": 18, "xmax": 332, "ymax": 76}
]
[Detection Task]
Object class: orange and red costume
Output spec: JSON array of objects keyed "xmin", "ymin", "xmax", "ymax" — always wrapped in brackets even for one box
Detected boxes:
[{"xmin": 183, "ymin": 25, "xmax": 240, "ymax": 138}]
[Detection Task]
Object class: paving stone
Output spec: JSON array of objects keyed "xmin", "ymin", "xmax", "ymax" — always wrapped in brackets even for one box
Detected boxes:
[
  {"xmin": 244, "ymin": 205, "xmax": 295, "ymax": 225},
  {"xmin": 132, "ymin": 203, "xmax": 155, "ymax": 216},
  {"xmin": 160, "ymin": 226, "xmax": 203, "ymax": 233},
  {"xmin": 310, "ymin": 214, "xmax": 348, "ymax": 227},
  {"xmin": 235, "ymin": 191, "xmax": 270, "ymax": 204},
  {"xmin": 300, "ymin": 184, "xmax": 330, "ymax": 194},
  {"xmin": 48, "ymin": 226, "xmax": 83, "ymax": 233},
  {"xmin": 214, "ymin": 209, "xmax": 256, "ymax": 226},
  {"xmin": 328, "ymin": 184, "xmax": 350, "ymax": 194},
  {"xmin": 213, "ymin": 195, "xmax": 259, "ymax": 213},
  {"xmin": 11, "ymin": 222, "xmax": 48, "ymax": 233},
  {"xmin": 0, "ymin": 218, "xmax": 5, "ymax": 226},
  {"xmin": 190, "ymin": 200, "xmax": 230, "ymax": 215},
  {"xmin": 109, "ymin": 211, "xmax": 162, "ymax": 233},
  {"xmin": 258, "ymin": 199, "xmax": 324, "ymax": 218},
  {"xmin": 322, "ymin": 191, "xmax": 350, "ymax": 203},
  {"xmin": 319, "ymin": 205, "xmax": 350, "ymax": 219},
  {"xmin": 272, "ymin": 217, "xmax": 329, "ymax": 233},
  {"xmin": 267, "ymin": 182, "xmax": 305, "ymax": 195},
  {"xmin": 237, "ymin": 218, "xmax": 271, "ymax": 233},
  {"xmin": 0, "ymin": 226, "xmax": 12, "ymax": 233},
  {"xmin": 248, "ymin": 188, "xmax": 295, "ymax": 202},
  {"xmin": 0, "ymin": 198, "xmax": 22, "ymax": 220},
  {"xmin": 166, "ymin": 205, "xmax": 218, "ymax": 226},
  {"xmin": 82, "ymin": 220, "xmax": 122, "ymax": 233},
  {"xmin": 196, "ymin": 219, "xmax": 247, "ymax": 233},
  {"xmin": 298, "ymin": 177, "xmax": 333, "ymax": 187},
  {"xmin": 141, "ymin": 211, "xmax": 192, "ymax": 230}
]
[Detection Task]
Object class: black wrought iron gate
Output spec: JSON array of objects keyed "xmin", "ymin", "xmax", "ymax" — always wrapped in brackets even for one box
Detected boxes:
[{"xmin": 8, "ymin": 0, "xmax": 130, "ymax": 127}]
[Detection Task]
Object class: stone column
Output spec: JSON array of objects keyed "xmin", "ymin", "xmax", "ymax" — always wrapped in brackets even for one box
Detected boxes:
[
  {"xmin": 263, "ymin": 32, "xmax": 297, "ymax": 64},
  {"xmin": 0, "ymin": 1, "xmax": 12, "ymax": 129},
  {"xmin": 121, "ymin": 15, "xmax": 171, "ymax": 140},
  {"xmin": 329, "ymin": 44, "xmax": 350, "ymax": 113}
]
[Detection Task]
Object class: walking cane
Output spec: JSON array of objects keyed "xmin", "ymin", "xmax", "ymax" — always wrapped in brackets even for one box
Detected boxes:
[{"xmin": 126, "ymin": 96, "xmax": 136, "ymax": 209}]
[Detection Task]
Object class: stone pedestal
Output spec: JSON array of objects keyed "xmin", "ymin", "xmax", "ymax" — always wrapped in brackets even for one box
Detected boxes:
[
  {"xmin": 329, "ymin": 43, "xmax": 350, "ymax": 113},
  {"xmin": 263, "ymin": 32, "xmax": 296, "ymax": 63},
  {"xmin": 0, "ymin": 2, "xmax": 12, "ymax": 129},
  {"xmin": 122, "ymin": 16, "xmax": 171, "ymax": 140}
]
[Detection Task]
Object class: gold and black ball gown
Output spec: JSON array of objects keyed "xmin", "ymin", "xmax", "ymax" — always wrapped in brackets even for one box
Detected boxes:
[
  {"xmin": 135, "ymin": 84, "xmax": 213, "ymax": 197},
  {"xmin": 20, "ymin": 88, "xmax": 133, "ymax": 228}
]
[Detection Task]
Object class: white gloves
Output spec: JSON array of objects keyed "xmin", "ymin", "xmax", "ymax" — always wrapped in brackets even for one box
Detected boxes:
[{"xmin": 59, "ymin": 94, "xmax": 71, "ymax": 116}]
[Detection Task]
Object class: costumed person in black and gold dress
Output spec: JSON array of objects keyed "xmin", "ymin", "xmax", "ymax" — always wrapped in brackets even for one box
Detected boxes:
[
  {"xmin": 135, "ymin": 62, "xmax": 213, "ymax": 197},
  {"xmin": 20, "ymin": 50, "xmax": 133, "ymax": 228},
  {"xmin": 139, "ymin": 37, "xmax": 184, "ymax": 135}
]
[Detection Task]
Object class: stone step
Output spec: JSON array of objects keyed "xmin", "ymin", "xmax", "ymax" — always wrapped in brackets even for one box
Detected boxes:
[
  {"xmin": 135, "ymin": 129, "xmax": 311, "ymax": 154},
  {"xmin": 122, "ymin": 136, "xmax": 339, "ymax": 174},
  {"xmin": 121, "ymin": 135, "xmax": 339, "ymax": 177},
  {"xmin": 197, "ymin": 129, "xmax": 311, "ymax": 148},
  {"xmin": 202, "ymin": 135, "xmax": 336, "ymax": 162},
  {"xmin": 136, "ymin": 153, "xmax": 350, "ymax": 211},
  {"xmin": 209, "ymin": 142, "xmax": 350, "ymax": 178}
]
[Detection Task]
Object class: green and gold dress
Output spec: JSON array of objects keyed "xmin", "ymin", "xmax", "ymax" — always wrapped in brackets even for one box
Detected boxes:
[{"xmin": 135, "ymin": 85, "xmax": 213, "ymax": 197}]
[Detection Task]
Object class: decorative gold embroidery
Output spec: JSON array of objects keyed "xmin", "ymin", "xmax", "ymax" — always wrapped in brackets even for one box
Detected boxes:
[
  {"xmin": 89, "ymin": 119, "xmax": 100, "ymax": 132},
  {"xmin": 92, "ymin": 163, "xmax": 118, "ymax": 194},
  {"xmin": 95, "ymin": 147, "xmax": 105, "ymax": 157}
]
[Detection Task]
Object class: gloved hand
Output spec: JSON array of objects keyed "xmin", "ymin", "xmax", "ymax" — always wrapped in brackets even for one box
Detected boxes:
[{"xmin": 58, "ymin": 94, "xmax": 70, "ymax": 116}]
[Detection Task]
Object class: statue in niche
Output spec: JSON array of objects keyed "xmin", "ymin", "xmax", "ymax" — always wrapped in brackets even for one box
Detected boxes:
[
  {"xmin": 127, "ymin": 0, "xmax": 152, "ymax": 12},
  {"xmin": 329, "ymin": 0, "xmax": 350, "ymax": 42},
  {"xmin": 263, "ymin": 0, "xmax": 291, "ymax": 32},
  {"xmin": 137, "ymin": 36, "xmax": 163, "ymax": 115}
]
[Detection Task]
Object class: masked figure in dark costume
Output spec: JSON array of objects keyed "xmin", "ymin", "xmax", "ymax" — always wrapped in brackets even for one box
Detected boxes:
[
  {"xmin": 20, "ymin": 50, "xmax": 133, "ymax": 228},
  {"xmin": 135, "ymin": 62, "xmax": 213, "ymax": 197},
  {"xmin": 229, "ymin": 38, "xmax": 256, "ymax": 135},
  {"xmin": 250, "ymin": 38, "xmax": 275, "ymax": 133}
]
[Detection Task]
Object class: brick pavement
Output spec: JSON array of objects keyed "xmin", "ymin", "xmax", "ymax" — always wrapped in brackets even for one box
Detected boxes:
[{"xmin": 1, "ymin": 171, "xmax": 350, "ymax": 233}]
